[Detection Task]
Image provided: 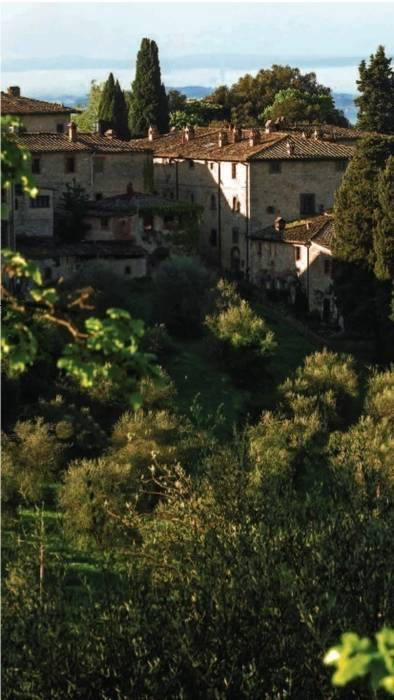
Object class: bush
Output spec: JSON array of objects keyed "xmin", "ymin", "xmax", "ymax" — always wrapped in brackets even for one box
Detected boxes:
[
  {"xmin": 206, "ymin": 298, "xmax": 276, "ymax": 380},
  {"xmin": 279, "ymin": 349, "xmax": 359, "ymax": 430},
  {"xmin": 154, "ymin": 256, "xmax": 216, "ymax": 336},
  {"xmin": 59, "ymin": 261, "xmax": 135, "ymax": 317},
  {"xmin": 2, "ymin": 418, "xmax": 63, "ymax": 506}
]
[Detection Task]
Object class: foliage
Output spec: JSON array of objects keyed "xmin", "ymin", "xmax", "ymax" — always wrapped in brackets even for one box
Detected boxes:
[
  {"xmin": 97, "ymin": 73, "xmax": 130, "ymax": 139},
  {"xmin": 74, "ymin": 80, "xmax": 103, "ymax": 132},
  {"xmin": 169, "ymin": 98, "xmax": 223, "ymax": 128},
  {"xmin": 1, "ymin": 116, "xmax": 38, "ymax": 219},
  {"xmin": 356, "ymin": 45, "xmax": 394, "ymax": 134},
  {"xmin": 324, "ymin": 628, "xmax": 394, "ymax": 695},
  {"xmin": 129, "ymin": 37, "xmax": 169, "ymax": 136},
  {"xmin": 278, "ymin": 349, "xmax": 359, "ymax": 430},
  {"xmin": 207, "ymin": 64, "xmax": 335, "ymax": 125},
  {"xmin": 262, "ymin": 88, "xmax": 348, "ymax": 126},
  {"xmin": 333, "ymin": 136, "xmax": 394, "ymax": 349},
  {"xmin": 206, "ymin": 293, "xmax": 276, "ymax": 379},
  {"xmin": 1, "ymin": 250, "xmax": 158, "ymax": 407},
  {"xmin": 59, "ymin": 260, "xmax": 136, "ymax": 316},
  {"xmin": 167, "ymin": 89, "xmax": 187, "ymax": 113},
  {"xmin": 55, "ymin": 181, "xmax": 90, "ymax": 242},
  {"xmin": 154, "ymin": 256, "xmax": 216, "ymax": 336},
  {"xmin": 169, "ymin": 110, "xmax": 202, "ymax": 129},
  {"xmin": 2, "ymin": 418, "xmax": 62, "ymax": 506}
]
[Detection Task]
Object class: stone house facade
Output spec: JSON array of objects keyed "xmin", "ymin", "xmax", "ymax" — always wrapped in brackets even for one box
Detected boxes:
[
  {"xmin": 134, "ymin": 124, "xmax": 363, "ymax": 277},
  {"xmin": 249, "ymin": 213, "xmax": 338, "ymax": 323},
  {"xmin": 1, "ymin": 86, "xmax": 75, "ymax": 133}
]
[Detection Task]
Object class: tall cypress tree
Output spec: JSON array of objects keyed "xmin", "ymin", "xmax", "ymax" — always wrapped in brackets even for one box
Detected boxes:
[
  {"xmin": 356, "ymin": 46, "xmax": 394, "ymax": 134},
  {"xmin": 129, "ymin": 38, "xmax": 169, "ymax": 137},
  {"xmin": 114, "ymin": 80, "xmax": 130, "ymax": 139},
  {"xmin": 374, "ymin": 155, "xmax": 394, "ymax": 280},
  {"xmin": 98, "ymin": 72, "xmax": 116, "ymax": 132}
]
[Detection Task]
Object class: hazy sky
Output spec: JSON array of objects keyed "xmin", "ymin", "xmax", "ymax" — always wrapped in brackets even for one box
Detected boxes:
[{"xmin": 2, "ymin": 2, "xmax": 394, "ymax": 61}]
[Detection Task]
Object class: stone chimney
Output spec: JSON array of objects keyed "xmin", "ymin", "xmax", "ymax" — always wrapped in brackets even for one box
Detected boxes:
[
  {"xmin": 230, "ymin": 125, "xmax": 242, "ymax": 143},
  {"xmin": 104, "ymin": 129, "xmax": 117, "ymax": 140},
  {"xmin": 286, "ymin": 140, "xmax": 295, "ymax": 156},
  {"xmin": 274, "ymin": 216, "xmax": 286, "ymax": 234},
  {"xmin": 68, "ymin": 122, "xmax": 77, "ymax": 143},
  {"xmin": 265, "ymin": 119, "xmax": 274, "ymax": 134},
  {"xmin": 126, "ymin": 182, "xmax": 134, "ymax": 197},
  {"xmin": 148, "ymin": 125, "xmax": 159, "ymax": 141},
  {"xmin": 8, "ymin": 86, "xmax": 20, "ymax": 97},
  {"xmin": 218, "ymin": 130, "xmax": 228, "ymax": 148},
  {"xmin": 312, "ymin": 128, "xmax": 322, "ymax": 141},
  {"xmin": 184, "ymin": 125, "xmax": 195, "ymax": 142},
  {"xmin": 249, "ymin": 129, "xmax": 260, "ymax": 147}
]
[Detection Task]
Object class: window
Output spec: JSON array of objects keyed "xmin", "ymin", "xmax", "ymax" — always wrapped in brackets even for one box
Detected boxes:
[
  {"xmin": 300, "ymin": 193, "xmax": 315, "ymax": 216},
  {"xmin": 124, "ymin": 265, "xmax": 131, "ymax": 275},
  {"xmin": 335, "ymin": 160, "xmax": 347, "ymax": 172},
  {"xmin": 94, "ymin": 157, "xmax": 105, "ymax": 174},
  {"xmin": 95, "ymin": 192, "xmax": 103, "ymax": 201},
  {"xmin": 56, "ymin": 123, "xmax": 64, "ymax": 133},
  {"xmin": 269, "ymin": 162, "xmax": 282, "ymax": 174},
  {"xmin": 30, "ymin": 195, "xmax": 50, "ymax": 208},
  {"xmin": 100, "ymin": 217, "xmax": 109, "ymax": 229},
  {"xmin": 188, "ymin": 160, "xmax": 194, "ymax": 169},
  {"xmin": 32, "ymin": 158, "xmax": 41, "ymax": 174},
  {"xmin": 295, "ymin": 246, "xmax": 301, "ymax": 262},
  {"xmin": 65, "ymin": 157, "xmax": 75, "ymax": 174},
  {"xmin": 232, "ymin": 227, "xmax": 239, "ymax": 244},
  {"xmin": 210, "ymin": 194, "xmax": 216, "ymax": 210},
  {"xmin": 231, "ymin": 163, "xmax": 237, "ymax": 179},
  {"xmin": 266, "ymin": 205, "xmax": 275, "ymax": 214},
  {"xmin": 324, "ymin": 259, "xmax": 331, "ymax": 274},
  {"xmin": 210, "ymin": 229, "xmax": 217, "ymax": 247}
]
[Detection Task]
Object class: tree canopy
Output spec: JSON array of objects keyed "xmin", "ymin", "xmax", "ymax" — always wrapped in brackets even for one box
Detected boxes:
[
  {"xmin": 129, "ymin": 38, "xmax": 169, "ymax": 136},
  {"xmin": 356, "ymin": 45, "xmax": 394, "ymax": 134}
]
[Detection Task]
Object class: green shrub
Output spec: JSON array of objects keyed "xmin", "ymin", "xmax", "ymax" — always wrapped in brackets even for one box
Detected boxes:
[
  {"xmin": 154, "ymin": 256, "xmax": 216, "ymax": 336},
  {"xmin": 59, "ymin": 261, "xmax": 134, "ymax": 317},
  {"xmin": 2, "ymin": 418, "xmax": 63, "ymax": 505}
]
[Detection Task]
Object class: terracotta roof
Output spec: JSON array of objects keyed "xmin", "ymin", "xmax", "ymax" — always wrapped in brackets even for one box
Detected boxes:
[
  {"xmin": 17, "ymin": 237, "xmax": 147, "ymax": 259},
  {"xmin": 1, "ymin": 91, "xmax": 75, "ymax": 115},
  {"xmin": 134, "ymin": 125, "xmax": 358, "ymax": 162},
  {"xmin": 15, "ymin": 132, "xmax": 152, "ymax": 154},
  {"xmin": 250, "ymin": 213, "xmax": 335, "ymax": 249}
]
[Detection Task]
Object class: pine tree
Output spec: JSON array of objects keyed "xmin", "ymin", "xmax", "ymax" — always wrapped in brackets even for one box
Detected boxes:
[
  {"xmin": 97, "ymin": 72, "xmax": 116, "ymax": 133},
  {"xmin": 129, "ymin": 38, "xmax": 169, "ymax": 137},
  {"xmin": 356, "ymin": 46, "xmax": 394, "ymax": 133},
  {"xmin": 374, "ymin": 155, "xmax": 394, "ymax": 280},
  {"xmin": 114, "ymin": 80, "xmax": 130, "ymax": 140}
]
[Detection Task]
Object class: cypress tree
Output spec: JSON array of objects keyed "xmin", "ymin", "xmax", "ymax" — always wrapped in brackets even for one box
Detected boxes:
[
  {"xmin": 356, "ymin": 46, "xmax": 394, "ymax": 134},
  {"xmin": 98, "ymin": 72, "xmax": 116, "ymax": 132},
  {"xmin": 374, "ymin": 155, "xmax": 394, "ymax": 280},
  {"xmin": 114, "ymin": 80, "xmax": 130, "ymax": 139},
  {"xmin": 129, "ymin": 38, "xmax": 169, "ymax": 137}
]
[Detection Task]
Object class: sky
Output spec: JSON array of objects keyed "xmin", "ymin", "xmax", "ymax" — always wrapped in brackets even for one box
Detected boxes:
[{"xmin": 2, "ymin": 2, "xmax": 394, "ymax": 96}]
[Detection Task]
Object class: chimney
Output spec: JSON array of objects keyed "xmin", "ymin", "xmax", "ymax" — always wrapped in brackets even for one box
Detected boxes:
[
  {"xmin": 148, "ymin": 125, "xmax": 159, "ymax": 141},
  {"xmin": 249, "ymin": 129, "xmax": 260, "ymax": 147},
  {"xmin": 230, "ymin": 125, "xmax": 242, "ymax": 143},
  {"xmin": 104, "ymin": 129, "xmax": 117, "ymax": 140},
  {"xmin": 8, "ymin": 86, "xmax": 20, "ymax": 97},
  {"xmin": 218, "ymin": 130, "xmax": 228, "ymax": 148},
  {"xmin": 126, "ymin": 182, "xmax": 134, "ymax": 197},
  {"xmin": 184, "ymin": 125, "xmax": 195, "ymax": 142},
  {"xmin": 265, "ymin": 119, "xmax": 274, "ymax": 134},
  {"xmin": 274, "ymin": 216, "xmax": 286, "ymax": 233},
  {"xmin": 286, "ymin": 140, "xmax": 295, "ymax": 156},
  {"xmin": 96, "ymin": 119, "xmax": 106, "ymax": 135},
  {"xmin": 68, "ymin": 121, "xmax": 77, "ymax": 143},
  {"xmin": 312, "ymin": 128, "xmax": 321, "ymax": 141}
]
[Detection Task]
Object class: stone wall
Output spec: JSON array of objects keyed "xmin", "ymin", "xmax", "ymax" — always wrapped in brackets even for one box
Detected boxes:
[
  {"xmin": 14, "ymin": 188, "xmax": 54, "ymax": 237},
  {"xmin": 32, "ymin": 254, "xmax": 147, "ymax": 282},
  {"xmin": 31, "ymin": 151, "xmax": 152, "ymax": 208},
  {"xmin": 19, "ymin": 114, "xmax": 70, "ymax": 133},
  {"xmin": 249, "ymin": 159, "xmax": 346, "ymax": 232}
]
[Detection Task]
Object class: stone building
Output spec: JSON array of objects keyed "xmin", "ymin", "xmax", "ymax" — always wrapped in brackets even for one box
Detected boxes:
[
  {"xmin": 134, "ymin": 123, "xmax": 364, "ymax": 276},
  {"xmin": 15, "ymin": 123, "xmax": 153, "ymax": 208},
  {"xmin": 1, "ymin": 86, "xmax": 75, "ymax": 133},
  {"xmin": 249, "ymin": 212, "xmax": 339, "ymax": 323}
]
